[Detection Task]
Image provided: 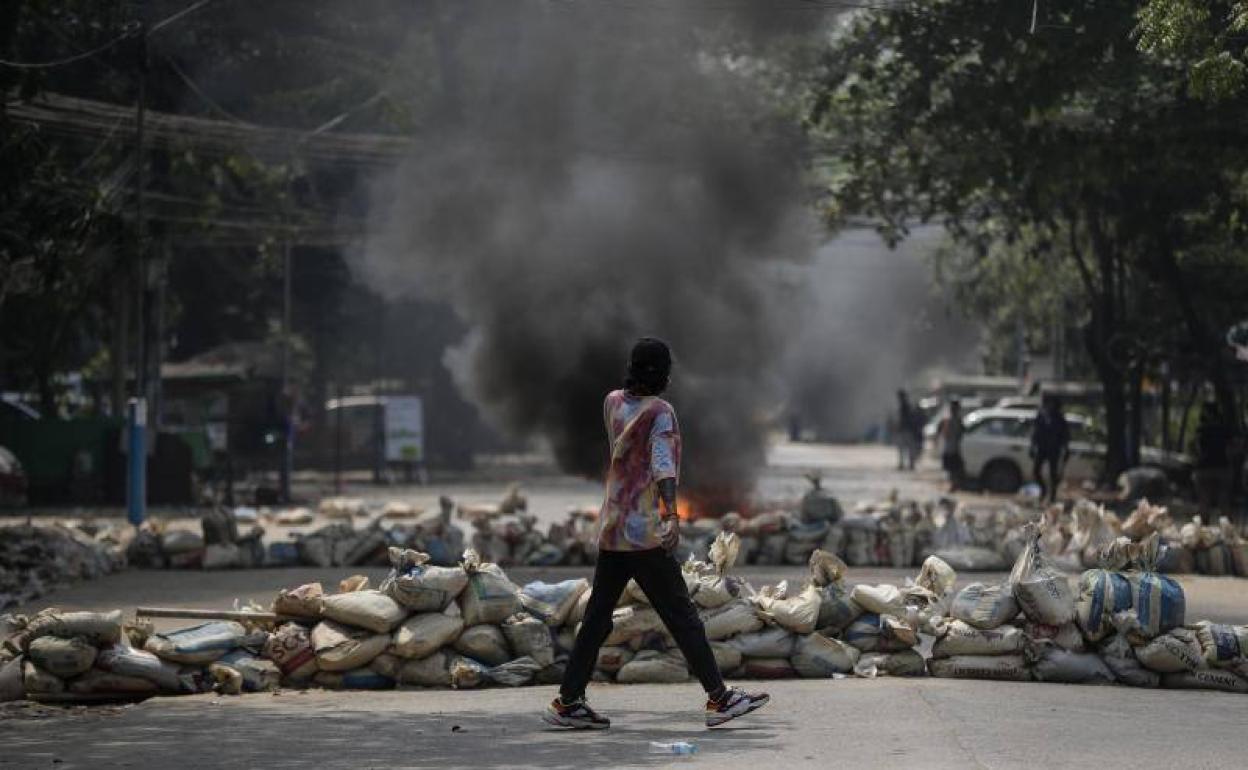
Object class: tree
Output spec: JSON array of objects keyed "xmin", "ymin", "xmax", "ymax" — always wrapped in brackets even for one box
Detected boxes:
[
  {"xmin": 809, "ymin": 0, "xmax": 1248, "ymax": 481},
  {"xmin": 1136, "ymin": 0, "xmax": 1248, "ymax": 101}
]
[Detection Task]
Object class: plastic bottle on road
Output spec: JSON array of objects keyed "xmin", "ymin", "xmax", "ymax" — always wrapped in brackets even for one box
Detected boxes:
[{"xmin": 650, "ymin": 741, "xmax": 698, "ymax": 756}]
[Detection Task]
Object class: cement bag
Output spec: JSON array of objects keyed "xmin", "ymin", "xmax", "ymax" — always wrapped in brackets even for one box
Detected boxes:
[
  {"xmin": 849, "ymin": 584, "xmax": 905, "ymax": 617},
  {"xmin": 616, "ymin": 651, "xmax": 689, "ymax": 684},
  {"xmin": 710, "ymin": 642, "xmax": 743, "ymax": 673},
  {"xmin": 453, "ymin": 625, "xmax": 511, "ymax": 667},
  {"xmin": 459, "ymin": 550, "xmax": 522, "ymax": 626},
  {"xmin": 22, "ymin": 661, "xmax": 64, "ymax": 696},
  {"xmin": 369, "ymin": 653, "xmax": 402, "ymax": 680},
  {"xmin": 808, "ymin": 549, "xmax": 859, "ymax": 632},
  {"xmin": 757, "ymin": 583, "xmax": 822, "ymax": 635},
  {"xmin": 399, "ymin": 649, "xmax": 454, "ymax": 687},
  {"xmin": 726, "ymin": 627, "xmax": 798, "ymax": 659},
  {"xmin": 701, "ymin": 600, "xmax": 764, "ymax": 640},
  {"xmin": 854, "ymin": 649, "xmax": 926, "ymax": 678},
  {"xmin": 949, "ymin": 583, "xmax": 1018, "ymax": 630},
  {"xmin": 916, "ymin": 555, "xmax": 957, "ymax": 597},
  {"xmin": 67, "ymin": 669, "xmax": 159, "ymax": 697},
  {"xmin": 790, "ymin": 633, "xmax": 859, "ymax": 677},
  {"xmin": 1161, "ymin": 668, "xmax": 1248, "ymax": 694},
  {"xmin": 215, "ymin": 650, "xmax": 281, "ymax": 692},
  {"xmin": 1134, "ymin": 627, "xmax": 1203, "ymax": 673},
  {"xmin": 391, "ymin": 613, "xmax": 464, "ymax": 659},
  {"xmin": 314, "ymin": 666, "xmax": 395, "ymax": 690},
  {"xmin": 310, "ymin": 620, "xmax": 389, "ymax": 672},
  {"xmin": 0, "ymin": 656, "xmax": 23, "ymax": 703},
  {"xmin": 931, "ymin": 620, "xmax": 1025, "ymax": 658},
  {"xmin": 27, "ymin": 636, "xmax": 97, "ymax": 678},
  {"xmin": 484, "ymin": 656, "xmax": 543, "ymax": 687},
  {"xmin": 555, "ymin": 627, "xmax": 576, "ymax": 653},
  {"xmin": 1192, "ymin": 621, "xmax": 1248, "ymax": 667},
  {"xmin": 928, "ymin": 654, "xmax": 1030, "ymax": 681},
  {"xmin": 1021, "ymin": 621, "xmax": 1085, "ymax": 653},
  {"xmin": 379, "ymin": 548, "xmax": 469, "ymax": 612},
  {"xmin": 756, "ymin": 533, "xmax": 789, "ymax": 566},
  {"xmin": 22, "ymin": 609, "xmax": 123, "ymax": 648},
  {"xmin": 568, "ymin": 589, "xmax": 592, "ymax": 626},
  {"xmin": 321, "ymin": 590, "xmax": 407, "ymax": 634},
  {"xmin": 145, "ymin": 622, "xmax": 246, "ymax": 665},
  {"xmin": 817, "ymin": 584, "xmax": 863, "ymax": 635},
  {"xmin": 605, "ymin": 606, "xmax": 669, "ymax": 646},
  {"xmin": 842, "ymin": 613, "xmax": 916, "ymax": 653},
  {"xmin": 1098, "ymin": 634, "xmax": 1159, "ymax": 688},
  {"xmin": 1119, "ymin": 533, "xmax": 1185, "ymax": 640},
  {"xmin": 502, "ymin": 614, "xmax": 556, "ymax": 668},
  {"xmin": 519, "ymin": 579, "xmax": 589, "ymax": 626},
  {"xmin": 202, "ymin": 543, "xmax": 240, "ymax": 569},
  {"xmin": 741, "ymin": 657, "xmax": 797, "ymax": 679},
  {"xmin": 449, "ymin": 656, "xmax": 489, "ymax": 689},
  {"xmin": 263, "ymin": 623, "xmax": 318, "ymax": 684},
  {"xmin": 95, "ymin": 645, "xmax": 188, "ymax": 693},
  {"xmin": 1075, "ymin": 569, "xmax": 1133, "ymax": 643},
  {"xmin": 1030, "ymin": 643, "xmax": 1115, "ymax": 684},
  {"xmin": 273, "ymin": 582, "xmax": 325, "ymax": 619},
  {"xmin": 1009, "ymin": 523, "xmax": 1076, "ymax": 625},
  {"xmin": 596, "ymin": 646, "xmax": 635, "ymax": 674},
  {"xmin": 688, "ymin": 533, "xmax": 743, "ymax": 609}
]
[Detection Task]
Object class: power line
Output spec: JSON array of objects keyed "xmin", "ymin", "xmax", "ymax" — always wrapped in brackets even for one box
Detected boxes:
[{"xmin": 0, "ymin": 0, "xmax": 224, "ymax": 70}]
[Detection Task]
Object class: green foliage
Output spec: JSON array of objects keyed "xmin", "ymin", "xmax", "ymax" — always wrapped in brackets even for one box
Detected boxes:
[{"xmin": 1135, "ymin": 0, "xmax": 1248, "ymax": 100}]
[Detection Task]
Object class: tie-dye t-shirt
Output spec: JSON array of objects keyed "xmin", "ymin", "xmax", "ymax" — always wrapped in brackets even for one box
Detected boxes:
[{"xmin": 597, "ymin": 389, "xmax": 681, "ymax": 552}]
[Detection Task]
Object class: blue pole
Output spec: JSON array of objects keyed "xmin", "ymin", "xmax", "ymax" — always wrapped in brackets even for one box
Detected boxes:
[{"xmin": 127, "ymin": 397, "xmax": 147, "ymax": 526}]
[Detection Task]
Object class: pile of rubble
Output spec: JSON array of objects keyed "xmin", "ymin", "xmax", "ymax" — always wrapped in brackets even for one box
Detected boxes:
[
  {"xmin": 3, "ymin": 524, "xmax": 1246, "ymax": 704},
  {"xmin": 0, "ymin": 524, "xmax": 126, "ymax": 612}
]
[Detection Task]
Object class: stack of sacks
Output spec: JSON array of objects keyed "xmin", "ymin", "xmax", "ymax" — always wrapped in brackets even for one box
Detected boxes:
[
  {"xmin": 1101, "ymin": 533, "xmax": 1248, "ymax": 692},
  {"xmin": 929, "ymin": 561, "xmax": 1030, "ymax": 682},
  {"xmin": 1053, "ymin": 501, "xmax": 1119, "ymax": 572},
  {"xmin": 836, "ymin": 556, "xmax": 947, "ymax": 678},
  {"xmin": 0, "ymin": 608, "xmax": 217, "ymax": 701},
  {"xmin": 928, "ymin": 503, "xmax": 1010, "ymax": 572},
  {"xmin": 1011, "ymin": 522, "xmax": 1115, "ymax": 684}
]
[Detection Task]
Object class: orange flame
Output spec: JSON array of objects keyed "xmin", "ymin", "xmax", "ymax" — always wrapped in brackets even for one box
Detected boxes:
[{"xmin": 675, "ymin": 496, "xmax": 697, "ymax": 521}]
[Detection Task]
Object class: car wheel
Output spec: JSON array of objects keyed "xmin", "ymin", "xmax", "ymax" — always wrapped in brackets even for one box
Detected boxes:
[{"xmin": 981, "ymin": 459, "xmax": 1023, "ymax": 494}]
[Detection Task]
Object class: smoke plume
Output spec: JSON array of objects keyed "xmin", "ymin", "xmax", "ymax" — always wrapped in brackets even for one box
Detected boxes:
[{"xmin": 357, "ymin": 3, "xmax": 817, "ymax": 504}]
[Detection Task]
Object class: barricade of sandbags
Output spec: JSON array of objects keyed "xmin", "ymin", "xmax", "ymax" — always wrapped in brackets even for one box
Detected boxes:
[{"xmin": 8, "ymin": 524, "xmax": 1248, "ymax": 704}]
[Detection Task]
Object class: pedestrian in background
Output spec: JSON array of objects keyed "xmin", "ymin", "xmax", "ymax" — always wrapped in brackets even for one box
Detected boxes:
[
  {"xmin": 939, "ymin": 399, "xmax": 965, "ymax": 492},
  {"xmin": 1030, "ymin": 394, "xmax": 1070, "ymax": 504},
  {"xmin": 895, "ymin": 390, "xmax": 921, "ymax": 471},
  {"xmin": 1192, "ymin": 398, "xmax": 1234, "ymax": 520},
  {"xmin": 543, "ymin": 337, "xmax": 769, "ymax": 730}
]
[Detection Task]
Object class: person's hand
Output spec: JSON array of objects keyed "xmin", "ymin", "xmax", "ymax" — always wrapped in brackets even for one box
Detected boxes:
[{"xmin": 660, "ymin": 516, "xmax": 680, "ymax": 551}]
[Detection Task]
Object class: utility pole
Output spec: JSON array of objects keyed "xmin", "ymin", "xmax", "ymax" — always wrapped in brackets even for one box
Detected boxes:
[
  {"xmin": 127, "ymin": 2, "xmax": 149, "ymax": 527},
  {"xmin": 279, "ymin": 236, "xmax": 293, "ymax": 503}
]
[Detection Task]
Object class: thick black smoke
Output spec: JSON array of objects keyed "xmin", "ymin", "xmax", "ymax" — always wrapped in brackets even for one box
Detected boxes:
[{"xmin": 357, "ymin": 3, "xmax": 816, "ymax": 503}]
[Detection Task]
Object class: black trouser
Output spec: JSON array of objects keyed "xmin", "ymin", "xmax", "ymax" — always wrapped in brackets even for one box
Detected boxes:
[
  {"xmin": 560, "ymin": 547, "xmax": 724, "ymax": 702},
  {"xmin": 1033, "ymin": 453, "xmax": 1062, "ymax": 503}
]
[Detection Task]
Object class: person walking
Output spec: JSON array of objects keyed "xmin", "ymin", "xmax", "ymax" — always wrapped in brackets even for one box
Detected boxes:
[
  {"xmin": 939, "ymin": 399, "xmax": 966, "ymax": 492},
  {"xmin": 543, "ymin": 337, "xmax": 769, "ymax": 730},
  {"xmin": 1030, "ymin": 394, "xmax": 1070, "ymax": 504}
]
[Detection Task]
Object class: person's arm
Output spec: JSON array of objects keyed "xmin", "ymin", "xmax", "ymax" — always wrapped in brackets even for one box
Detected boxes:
[{"xmin": 651, "ymin": 409, "xmax": 680, "ymax": 550}]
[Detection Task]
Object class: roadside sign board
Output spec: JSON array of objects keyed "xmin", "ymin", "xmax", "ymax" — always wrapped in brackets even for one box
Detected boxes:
[{"xmin": 384, "ymin": 396, "xmax": 424, "ymax": 463}]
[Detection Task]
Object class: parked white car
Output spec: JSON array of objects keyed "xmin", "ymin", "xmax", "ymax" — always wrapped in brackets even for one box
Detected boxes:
[{"xmin": 957, "ymin": 407, "xmax": 1189, "ymax": 494}]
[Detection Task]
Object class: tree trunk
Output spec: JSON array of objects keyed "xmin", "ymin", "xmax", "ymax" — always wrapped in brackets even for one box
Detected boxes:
[{"xmin": 1128, "ymin": 360, "xmax": 1144, "ymax": 467}]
